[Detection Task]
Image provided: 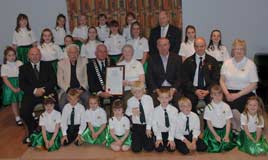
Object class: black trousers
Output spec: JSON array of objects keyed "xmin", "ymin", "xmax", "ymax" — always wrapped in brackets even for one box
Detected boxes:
[
  {"xmin": 63, "ymin": 125, "xmax": 80, "ymax": 145},
  {"xmin": 174, "ymin": 134, "xmax": 207, "ymax": 154},
  {"xmin": 20, "ymin": 93, "xmax": 59, "ymax": 136},
  {"xmin": 154, "ymin": 132, "xmax": 176, "ymax": 152},
  {"xmin": 131, "ymin": 124, "xmax": 154, "ymax": 152}
]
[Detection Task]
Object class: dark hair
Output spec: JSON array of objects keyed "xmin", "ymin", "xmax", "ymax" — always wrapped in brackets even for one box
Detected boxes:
[
  {"xmin": 184, "ymin": 25, "xmax": 196, "ymax": 43},
  {"xmin": 130, "ymin": 21, "xmax": 143, "ymax": 39},
  {"xmin": 64, "ymin": 35, "xmax": 74, "ymax": 41},
  {"xmin": 125, "ymin": 12, "xmax": 136, "ymax": 25},
  {"xmin": 112, "ymin": 99, "xmax": 123, "ymax": 110},
  {"xmin": 43, "ymin": 94, "xmax": 56, "ymax": 105},
  {"xmin": 109, "ymin": 20, "xmax": 120, "ymax": 35},
  {"xmin": 207, "ymin": 29, "xmax": 222, "ymax": 50},
  {"xmin": 55, "ymin": 14, "xmax": 67, "ymax": 32},
  {"xmin": 3, "ymin": 46, "xmax": 17, "ymax": 64},
  {"xmin": 15, "ymin": 13, "xmax": 31, "ymax": 32},
  {"xmin": 98, "ymin": 13, "xmax": 107, "ymax": 20},
  {"xmin": 40, "ymin": 28, "xmax": 54, "ymax": 45},
  {"xmin": 85, "ymin": 26, "xmax": 100, "ymax": 44}
]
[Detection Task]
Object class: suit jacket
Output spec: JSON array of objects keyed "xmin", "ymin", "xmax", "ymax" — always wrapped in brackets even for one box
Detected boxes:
[
  {"xmin": 87, "ymin": 58, "xmax": 115, "ymax": 93},
  {"xmin": 182, "ymin": 53, "xmax": 220, "ymax": 94},
  {"xmin": 149, "ymin": 24, "xmax": 182, "ymax": 55},
  {"xmin": 57, "ymin": 56, "xmax": 88, "ymax": 92},
  {"xmin": 146, "ymin": 52, "xmax": 183, "ymax": 93},
  {"xmin": 19, "ymin": 61, "xmax": 56, "ymax": 96}
]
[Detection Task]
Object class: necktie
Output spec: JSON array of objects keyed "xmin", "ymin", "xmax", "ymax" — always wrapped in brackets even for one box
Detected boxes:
[
  {"xmin": 185, "ymin": 116, "xmax": 190, "ymax": 133},
  {"xmin": 139, "ymin": 99, "xmax": 146, "ymax": 123},
  {"xmin": 198, "ymin": 57, "xmax": 204, "ymax": 88},
  {"xmin": 164, "ymin": 109, "xmax": 170, "ymax": 128},
  {"xmin": 70, "ymin": 108, "xmax": 75, "ymax": 127},
  {"xmin": 101, "ymin": 61, "xmax": 105, "ymax": 73},
  {"xmin": 33, "ymin": 64, "xmax": 39, "ymax": 79}
]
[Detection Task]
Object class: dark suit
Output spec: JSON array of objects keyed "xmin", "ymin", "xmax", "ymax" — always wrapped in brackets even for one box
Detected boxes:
[
  {"xmin": 19, "ymin": 61, "xmax": 57, "ymax": 135},
  {"xmin": 146, "ymin": 52, "xmax": 183, "ymax": 107},
  {"xmin": 149, "ymin": 24, "xmax": 182, "ymax": 55},
  {"xmin": 182, "ymin": 54, "xmax": 220, "ymax": 111}
]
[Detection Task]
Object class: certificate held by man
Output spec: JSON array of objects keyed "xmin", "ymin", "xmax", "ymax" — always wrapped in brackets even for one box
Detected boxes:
[{"xmin": 105, "ymin": 66, "xmax": 125, "ymax": 95}]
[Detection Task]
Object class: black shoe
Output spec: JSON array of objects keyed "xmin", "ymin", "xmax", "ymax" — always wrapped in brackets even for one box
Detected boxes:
[
  {"xmin": 16, "ymin": 120, "xmax": 23, "ymax": 126},
  {"xmin": 22, "ymin": 137, "xmax": 30, "ymax": 144}
]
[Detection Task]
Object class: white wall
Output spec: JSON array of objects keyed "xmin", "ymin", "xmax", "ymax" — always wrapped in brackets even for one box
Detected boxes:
[{"xmin": 0, "ymin": 0, "xmax": 268, "ymax": 63}]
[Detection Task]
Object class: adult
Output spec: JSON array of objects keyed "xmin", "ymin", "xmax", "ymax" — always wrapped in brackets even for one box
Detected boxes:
[
  {"xmin": 57, "ymin": 44, "xmax": 89, "ymax": 110},
  {"xmin": 182, "ymin": 37, "xmax": 220, "ymax": 112},
  {"xmin": 146, "ymin": 38, "xmax": 182, "ymax": 107},
  {"xmin": 19, "ymin": 47, "xmax": 57, "ymax": 143},
  {"xmin": 149, "ymin": 10, "xmax": 181, "ymax": 55}
]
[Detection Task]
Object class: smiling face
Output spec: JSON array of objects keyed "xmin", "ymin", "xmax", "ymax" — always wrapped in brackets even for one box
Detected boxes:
[
  {"xmin": 186, "ymin": 28, "xmax": 196, "ymax": 41},
  {"xmin": 246, "ymin": 99, "xmax": 258, "ymax": 115},
  {"xmin": 194, "ymin": 38, "xmax": 206, "ymax": 56},
  {"xmin": 88, "ymin": 28, "xmax": 97, "ymax": 40},
  {"xmin": 89, "ymin": 98, "xmax": 98, "ymax": 110},
  {"xmin": 157, "ymin": 92, "xmax": 172, "ymax": 107},
  {"xmin": 42, "ymin": 30, "xmax": 52, "ymax": 43},
  {"xmin": 57, "ymin": 17, "xmax": 65, "ymax": 28},
  {"xmin": 45, "ymin": 103, "xmax": 54, "ymax": 113},
  {"xmin": 95, "ymin": 44, "xmax": 108, "ymax": 61},
  {"xmin": 6, "ymin": 50, "xmax": 16, "ymax": 63},
  {"xmin": 78, "ymin": 15, "xmax": 87, "ymax": 26},
  {"xmin": 158, "ymin": 11, "xmax": 169, "ymax": 27},
  {"xmin": 179, "ymin": 102, "xmax": 192, "ymax": 115},
  {"xmin": 211, "ymin": 31, "xmax": 221, "ymax": 44},
  {"xmin": 28, "ymin": 48, "xmax": 41, "ymax": 64},
  {"xmin": 113, "ymin": 107, "xmax": 124, "ymax": 117},
  {"xmin": 157, "ymin": 38, "xmax": 170, "ymax": 56},
  {"xmin": 131, "ymin": 23, "xmax": 140, "ymax": 38},
  {"xmin": 19, "ymin": 18, "xmax": 28, "ymax": 28},
  {"xmin": 122, "ymin": 45, "xmax": 134, "ymax": 61}
]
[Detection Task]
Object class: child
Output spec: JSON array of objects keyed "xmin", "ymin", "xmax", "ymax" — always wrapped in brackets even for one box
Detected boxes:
[
  {"xmin": 126, "ymin": 81, "xmax": 154, "ymax": 152},
  {"xmin": 152, "ymin": 88, "xmax": 178, "ymax": 152},
  {"xmin": 203, "ymin": 85, "xmax": 236, "ymax": 152},
  {"xmin": 179, "ymin": 25, "xmax": 196, "ymax": 62},
  {"xmin": 61, "ymin": 89, "xmax": 86, "ymax": 146},
  {"xmin": 12, "ymin": 13, "xmax": 37, "ymax": 64},
  {"xmin": 80, "ymin": 27, "xmax": 102, "ymax": 59},
  {"xmin": 81, "ymin": 95, "xmax": 107, "ymax": 145},
  {"xmin": 104, "ymin": 20, "xmax": 126, "ymax": 63},
  {"xmin": 123, "ymin": 12, "xmax": 136, "ymax": 41},
  {"xmin": 38, "ymin": 28, "xmax": 64, "ymax": 72},
  {"xmin": 52, "ymin": 14, "xmax": 69, "ymax": 49},
  {"xmin": 237, "ymin": 96, "xmax": 268, "ymax": 155},
  {"xmin": 206, "ymin": 29, "xmax": 230, "ymax": 65},
  {"xmin": 1, "ymin": 47, "xmax": 23, "ymax": 126},
  {"xmin": 174, "ymin": 97, "xmax": 207, "ymax": 154},
  {"xmin": 106, "ymin": 99, "xmax": 131, "ymax": 151},
  {"xmin": 30, "ymin": 95, "xmax": 62, "ymax": 151},
  {"xmin": 61, "ymin": 35, "xmax": 74, "ymax": 59},
  {"xmin": 96, "ymin": 14, "xmax": 110, "ymax": 42},
  {"xmin": 72, "ymin": 14, "xmax": 88, "ymax": 48}
]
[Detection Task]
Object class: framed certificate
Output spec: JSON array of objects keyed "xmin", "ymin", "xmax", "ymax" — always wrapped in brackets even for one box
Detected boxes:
[{"xmin": 105, "ymin": 66, "xmax": 125, "ymax": 95}]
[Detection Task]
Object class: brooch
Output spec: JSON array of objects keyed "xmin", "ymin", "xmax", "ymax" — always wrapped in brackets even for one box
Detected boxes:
[{"xmin": 97, "ymin": 116, "xmax": 101, "ymax": 119}]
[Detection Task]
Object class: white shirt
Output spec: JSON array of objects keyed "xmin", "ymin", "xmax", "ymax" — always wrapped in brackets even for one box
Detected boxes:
[
  {"xmin": 152, "ymin": 104, "xmax": 178, "ymax": 141},
  {"xmin": 72, "ymin": 25, "xmax": 88, "ymax": 40},
  {"xmin": 127, "ymin": 37, "xmax": 149, "ymax": 60},
  {"xmin": 52, "ymin": 27, "xmax": 69, "ymax": 46},
  {"xmin": 179, "ymin": 41, "xmax": 195, "ymax": 58},
  {"xmin": 123, "ymin": 25, "xmax": 132, "ymax": 41},
  {"xmin": 12, "ymin": 28, "xmax": 36, "ymax": 46},
  {"xmin": 221, "ymin": 57, "xmax": 258, "ymax": 90},
  {"xmin": 193, "ymin": 54, "xmax": 206, "ymax": 87},
  {"xmin": 161, "ymin": 24, "xmax": 169, "ymax": 37},
  {"xmin": 104, "ymin": 34, "xmax": 126, "ymax": 55},
  {"xmin": 39, "ymin": 109, "xmax": 61, "ymax": 133},
  {"xmin": 61, "ymin": 103, "xmax": 86, "ymax": 136},
  {"xmin": 174, "ymin": 112, "xmax": 200, "ymax": 141},
  {"xmin": 241, "ymin": 113, "xmax": 264, "ymax": 133},
  {"xmin": 38, "ymin": 43, "xmax": 64, "ymax": 61},
  {"xmin": 80, "ymin": 40, "xmax": 102, "ymax": 59},
  {"xmin": 1, "ymin": 60, "xmax": 23, "ymax": 77},
  {"xmin": 126, "ymin": 95, "xmax": 154, "ymax": 129},
  {"xmin": 30, "ymin": 62, "xmax": 40, "ymax": 71},
  {"xmin": 96, "ymin": 25, "xmax": 110, "ymax": 42},
  {"xmin": 206, "ymin": 45, "xmax": 230, "ymax": 62},
  {"xmin": 204, "ymin": 101, "xmax": 233, "ymax": 128},
  {"xmin": 109, "ymin": 116, "xmax": 130, "ymax": 136},
  {"xmin": 117, "ymin": 59, "xmax": 144, "ymax": 91},
  {"xmin": 84, "ymin": 107, "xmax": 107, "ymax": 127}
]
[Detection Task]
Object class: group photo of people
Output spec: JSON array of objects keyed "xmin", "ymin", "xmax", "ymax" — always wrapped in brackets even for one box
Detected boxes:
[{"xmin": 0, "ymin": 2, "xmax": 268, "ymax": 159}]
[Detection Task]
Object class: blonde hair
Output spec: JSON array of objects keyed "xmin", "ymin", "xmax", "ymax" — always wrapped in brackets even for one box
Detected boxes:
[
  {"xmin": 117, "ymin": 44, "xmax": 134, "ymax": 63},
  {"xmin": 178, "ymin": 97, "xmax": 192, "ymax": 108},
  {"xmin": 243, "ymin": 96, "xmax": 264, "ymax": 126},
  {"xmin": 131, "ymin": 81, "xmax": 145, "ymax": 93},
  {"xmin": 232, "ymin": 39, "xmax": 247, "ymax": 53},
  {"xmin": 67, "ymin": 88, "xmax": 81, "ymax": 99}
]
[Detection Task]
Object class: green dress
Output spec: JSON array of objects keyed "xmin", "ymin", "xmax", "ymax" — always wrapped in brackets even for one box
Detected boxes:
[
  {"xmin": 2, "ymin": 77, "xmax": 23, "ymax": 105},
  {"xmin": 81, "ymin": 127, "xmax": 107, "ymax": 145},
  {"xmin": 203, "ymin": 126, "xmax": 236, "ymax": 152},
  {"xmin": 17, "ymin": 45, "xmax": 32, "ymax": 64},
  {"xmin": 236, "ymin": 130, "xmax": 268, "ymax": 155},
  {"xmin": 105, "ymin": 126, "xmax": 132, "ymax": 147}
]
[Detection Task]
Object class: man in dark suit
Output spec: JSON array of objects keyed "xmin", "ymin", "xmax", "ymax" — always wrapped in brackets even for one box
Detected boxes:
[
  {"xmin": 182, "ymin": 37, "xmax": 220, "ymax": 113},
  {"xmin": 149, "ymin": 10, "xmax": 182, "ymax": 55},
  {"xmin": 146, "ymin": 38, "xmax": 183, "ymax": 107},
  {"xmin": 19, "ymin": 47, "xmax": 57, "ymax": 143},
  {"xmin": 87, "ymin": 44, "xmax": 116, "ymax": 106}
]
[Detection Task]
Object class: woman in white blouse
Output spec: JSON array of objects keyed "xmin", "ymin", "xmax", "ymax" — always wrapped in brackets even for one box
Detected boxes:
[
  {"xmin": 220, "ymin": 39, "xmax": 258, "ymax": 132},
  {"xmin": 179, "ymin": 25, "xmax": 196, "ymax": 62}
]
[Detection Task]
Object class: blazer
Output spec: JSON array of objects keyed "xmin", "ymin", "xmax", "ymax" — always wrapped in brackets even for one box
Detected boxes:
[
  {"xmin": 57, "ymin": 56, "xmax": 88, "ymax": 92},
  {"xmin": 149, "ymin": 24, "xmax": 182, "ymax": 55},
  {"xmin": 146, "ymin": 52, "xmax": 183, "ymax": 93},
  {"xmin": 19, "ymin": 61, "xmax": 57, "ymax": 96},
  {"xmin": 182, "ymin": 53, "xmax": 220, "ymax": 94}
]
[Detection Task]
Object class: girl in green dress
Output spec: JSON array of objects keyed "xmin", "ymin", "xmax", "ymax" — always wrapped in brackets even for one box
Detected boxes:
[{"xmin": 1, "ymin": 47, "xmax": 23, "ymax": 126}]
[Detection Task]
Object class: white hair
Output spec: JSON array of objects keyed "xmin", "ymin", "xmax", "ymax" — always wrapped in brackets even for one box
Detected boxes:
[{"xmin": 66, "ymin": 44, "xmax": 80, "ymax": 53}]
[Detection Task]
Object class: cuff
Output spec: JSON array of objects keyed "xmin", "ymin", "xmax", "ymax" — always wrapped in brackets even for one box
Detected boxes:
[
  {"xmin": 62, "ymin": 130, "xmax": 67, "ymax": 136},
  {"xmin": 97, "ymin": 91, "xmax": 102, "ymax": 95},
  {"xmin": 168, "ymin": 136, "xmax": 174, "ymax": 141},
  {"xmin": 33, "ymin": 88, "xmax": 37, "ymax": 95},
  {"xmin": 146, "ymin": 125, "xmax": 151, "ymax": 130},
  {"xmin": 156, "ymin": 135, "xmax": 162, "ymax": 140},
  {"xmin": 78, "ymin": 130, "xmax": 83, "ymax": 135}
]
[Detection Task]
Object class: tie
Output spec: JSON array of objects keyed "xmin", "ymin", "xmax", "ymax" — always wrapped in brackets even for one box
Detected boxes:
[
  {"xmin": 164, "ymin": 109, "xmax": 170, "ymax": 128},
  {"xmin": 70, "ymin": 108, "xmax": 75, "ymax": 127},
  {"xmin": 101, "ymin": 61, "xmax": 105, "ymax": 73},
  {"xmin": 185, "ymin": 116, "xmax": 190, "ymax": 133},
  {"xmin": 139, "ymin": 99, "xmax": 146, "ymax": 123},
  {"xmin": 198, "ymin": 57, "xmax": 204, "ymax": 88},
  {"xmin": 33, "ymin": 64, "xmax": 39, "ymax": 79}
]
